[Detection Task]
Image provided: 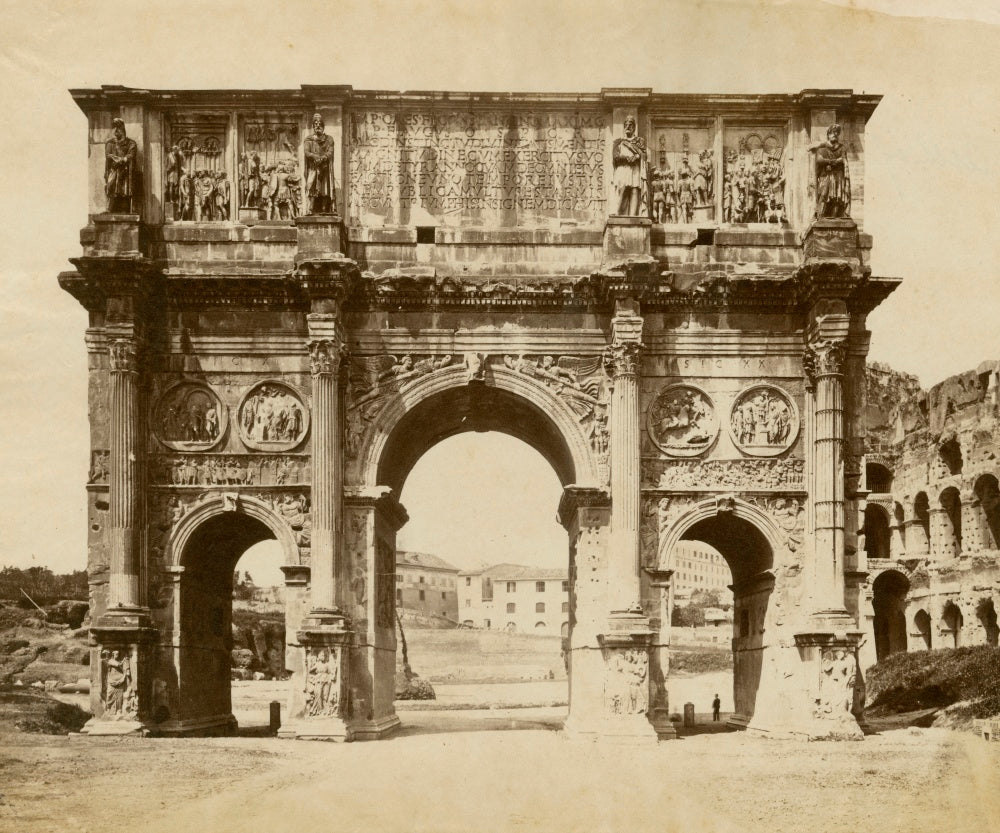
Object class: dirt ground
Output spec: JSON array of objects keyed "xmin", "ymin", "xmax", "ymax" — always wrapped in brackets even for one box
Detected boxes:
[{"xmin": 1, "ymin": 705, "xmax": 998, "ymax": 833}]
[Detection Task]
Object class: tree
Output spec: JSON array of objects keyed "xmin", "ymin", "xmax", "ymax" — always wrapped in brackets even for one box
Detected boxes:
[{"xmin": 232, "ymin": 570, "xmax": 256, "ymax": 601}]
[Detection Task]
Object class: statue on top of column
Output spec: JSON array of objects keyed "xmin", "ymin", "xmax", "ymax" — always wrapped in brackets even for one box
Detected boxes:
[
  {"xmin": 104, "ymin": 118, "xmax": 138, "ymax": 214},
  {"xmin": 612, "ymin": 115, "xmax": 648, "ymax": 217},
  {"xmin": 809, "ymin": 123, "xmax": 852, "ymax": 220},
  {"xmin": 304, "ymin": 112, "xmax": 336, "ymax": 215}
]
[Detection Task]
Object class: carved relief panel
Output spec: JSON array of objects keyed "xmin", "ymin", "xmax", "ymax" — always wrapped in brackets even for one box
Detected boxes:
[
  {"xmin": 165, "ymin": 114, "xmax": 231, "ymax": 221},
  {"xmin": 153, "ymin": 382, "xmax": 227, "ymax": 451},
  {"xmin": 304, "ymin": 645, "xmax": 342, "ymax": 718},
  {"xmin": 729, "ymin": 385, "xmax": 799, "ymax": 457},
  {"xmin": 376, "ymin": 538, "xmax": 395, "ymax": 630},
  {"xmin": 239, "ymin": 115, "xmax": 303, "ymax": 220},
  {"xmin": 237, "ymin": 382, "xmax": 309, "ymax": 451},
  {"xmin": 647, "ymin": 384, "xmax": 719, "ymax": 457},
  {"xmin": 723, "ymin": 126, "xmax": 787, "ymax": 224},
  {"xmin": 649, "ymin": 125, "xmax": 715, "ymax": 224},
  {"xmin": 604, "ymin": 648, "xmax": 649, "ymax": 716}
]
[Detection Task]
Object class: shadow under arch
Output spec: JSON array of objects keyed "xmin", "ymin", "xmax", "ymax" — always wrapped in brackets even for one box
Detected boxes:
[
  {"xmin": 354, "ymin": 364, "xmax": 601, "ymax": 493},
  {"xmin": 161, "ymin": 495, "xmax": 300, "ymax": 735},
  {"xmin": 659, "ymin": 498, "xmax": 782, "ymax": 726}
]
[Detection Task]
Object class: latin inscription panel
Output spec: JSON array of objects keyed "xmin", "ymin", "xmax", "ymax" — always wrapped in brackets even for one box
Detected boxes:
[{"xmin": 348, "ymin": 110, "xmax": 608, "ymax": 228}]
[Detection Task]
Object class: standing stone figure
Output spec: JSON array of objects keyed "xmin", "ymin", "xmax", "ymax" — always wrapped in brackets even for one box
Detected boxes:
[
  {"xmin": 104, "ymin": 117, "xmax": 138, "ymax": 214},
  {"xmin": 612, "ymin": 115, "xmax": 648, "ymax": 216},
  {"xmin": 164, "ymin": 144, "xmax": 185, "ymax": 217},
  {"xmin": 304, "ymin": 112, "xmax": 336, "ymax": 214},
  {"xmin": 809, "ymin": 123, "xmax": 851, "ymax": 219}
]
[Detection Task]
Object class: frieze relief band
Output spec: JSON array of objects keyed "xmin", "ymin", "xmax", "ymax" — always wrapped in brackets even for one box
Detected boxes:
[
  {"xmin": 642, "ymin": 457, "xmax": 805, "ymax": 490},
  {"xmin": 150, "ymin": 454, "xmax": 310, "ymax": 486}
]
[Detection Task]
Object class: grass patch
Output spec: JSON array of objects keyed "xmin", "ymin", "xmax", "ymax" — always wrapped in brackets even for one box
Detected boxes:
[
  {"xmin": 865, "ymin": 646, "xmax": 1000, "ymax": 719},
  {"xmin": 670, "ymin": 648, "xmax": 733, "ymax": 674},
  {"xmin": 0, "ymin": 687, "xmax": 91, "ymax": 734}
]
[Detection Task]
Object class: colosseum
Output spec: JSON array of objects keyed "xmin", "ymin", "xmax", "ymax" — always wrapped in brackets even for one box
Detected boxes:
[{"xmin": 860, "ymin": 359, "xmax": 1000, "ymax": 670}]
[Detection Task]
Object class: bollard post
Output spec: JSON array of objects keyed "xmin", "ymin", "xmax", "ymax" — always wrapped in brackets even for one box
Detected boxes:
[
  {"xmin": 683, "ymin": 702, "xmax": 695, "ymax": 728},
  {"xmin": 269, "ymin": 700, "xmax": 281, "ymax": 734}
]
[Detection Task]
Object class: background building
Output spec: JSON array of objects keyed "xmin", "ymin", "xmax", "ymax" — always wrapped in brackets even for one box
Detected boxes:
[
  {"xmin": 671, "ymin": 541, "xmax": 731, "ymax": 600},
  {"xmin": 395, "ymin": 551, "xmax": 459, "ymax": 621},
  {"xmin": 458, "ymin": 564, "xmax": 569, "ymax": 635}
]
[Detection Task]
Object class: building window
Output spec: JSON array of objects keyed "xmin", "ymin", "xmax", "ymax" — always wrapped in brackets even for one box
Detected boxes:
[
  {"xmin": 465, "ymin": 598, "xmax": 471, "ymax": 607},
  {"xmin": 395, "ymin": 574, "xmax": 402, "ymax": 583},
  {"xmin": 466, "ymin": 577, "xmax": 471, "ymax": 586},
  {"xmin": 561, "ymin": 580, "xmax": 569, "ymax": 592},
  {"xmin": 506, "ymin": 603, "xmax": 516, "ymax": 613},
  {"xmin": 561, "ymin": 602, "xmax": 569, "ymax": 613},
  {"xmin": 536, "ymin": 581, "xmax": 545, "ymax": 592},
  {"xmin": 441, "ymin": 591, "xmax": 446, "ymax": 599},
  {"xmin": 396, "ymin": 589, "xmax": 401, "ymax": 602},
  {"xmin": 506, "ymin": 582, "xmax": 516, "ymax": 593},
  {"xmin": 419, "ymin": 576, "xmax": 425, "ymax": 584},
  {"xmin": 419, "ymin": 590, "xmax": 425, "ymax": 601},
  {"xmin": 484, "ymin": 619, "xmax": 491, "ymax": 629},
  {"xmin": 536, "ymin": 602, "xmax": 545, "ymax": 613}
]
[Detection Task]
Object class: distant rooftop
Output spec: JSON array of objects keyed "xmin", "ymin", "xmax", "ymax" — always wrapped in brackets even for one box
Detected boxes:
[
  {"xmin": 396, "ymin": 551, "xmax": 459, "ymax": 573},
  {"xmin": 460, "ymin": 562, "xmax": 567, "ymax": 581}
]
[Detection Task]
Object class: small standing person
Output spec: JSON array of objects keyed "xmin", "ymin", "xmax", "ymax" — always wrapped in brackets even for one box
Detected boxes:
[
  {"xmin": 304, "ymin": 112, "xmax": 336, "ymax": 214},
  {"xmin": 712, "ymin": 693, "xmax": 721, "ymax": 722},
  {"xmin": 104, "ymin": 117, "xmax": 138, "ymax": 214},
  {"xmin": 612, "ymin": 115, "xmax": 648, "ymax": 216}
]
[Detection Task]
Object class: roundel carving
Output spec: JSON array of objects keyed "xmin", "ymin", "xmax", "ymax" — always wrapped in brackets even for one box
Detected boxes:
[
  {"xmin": 730, "ymin": 385, "xmax": 799, "ymax": 457},
  {"xmin": 238, "ymin": 381, "xmax": 310, "ymax": 451},
  {"xmin": 153, "ymin": 382, "xmax": 227, "ymax": 451},
  {"xmin": 647, "ymin": 384, "xmax": 719, "ymax": 457}
]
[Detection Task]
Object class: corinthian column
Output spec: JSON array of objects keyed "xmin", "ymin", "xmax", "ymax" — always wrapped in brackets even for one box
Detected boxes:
[
  {"xmin": 305, "ymin": 317, "xmax": 346, "ymax": 620},
  {"xmin": 604, "ymin": 308, "xmax": 644, "ymax": 615},
  {"xmin": 804, "ymin": 336, "xmax": 848, "ymax": 614},
  {"xmin": 107, "ymin": 337, "xmax": 142, "ymax": 610}
]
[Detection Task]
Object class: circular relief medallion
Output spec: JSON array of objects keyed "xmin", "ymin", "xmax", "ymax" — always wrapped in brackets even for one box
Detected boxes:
[
  {"xmin": 238, "ymin": 381, "xmax": 310, "ymax": 451},
  {"xmin": 647, "ymin": 384, "xmax": 719, "ymax": 457},
  {"xmin": 730, "ymin": 385, "xmax": 799, "ymax": 457},
  {"xmin": 153, "ymin": 382, "xmax": 227, "ymax": 451}
]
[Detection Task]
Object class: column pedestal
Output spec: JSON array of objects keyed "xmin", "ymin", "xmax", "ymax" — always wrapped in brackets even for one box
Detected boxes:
[{"xmin": 81, "ymin": 619, "xmax": 158, "ymax": 736}]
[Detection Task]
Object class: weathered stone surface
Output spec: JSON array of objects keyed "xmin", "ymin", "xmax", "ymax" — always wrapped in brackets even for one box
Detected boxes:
[{"xmin": 59, "ymin": 83, "xmax": 896, "ymax": 742}]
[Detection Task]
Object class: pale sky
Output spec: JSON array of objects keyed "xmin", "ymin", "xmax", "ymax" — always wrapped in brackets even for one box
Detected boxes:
[{"xmin": 1, "ymin": 0, "xmax": 999, "ymax": 584}]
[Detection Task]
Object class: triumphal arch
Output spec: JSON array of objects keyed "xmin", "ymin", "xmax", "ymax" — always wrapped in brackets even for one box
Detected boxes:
[{"xmin": 59, "ymin": 84, "xmax": 897, "ymax": 742}]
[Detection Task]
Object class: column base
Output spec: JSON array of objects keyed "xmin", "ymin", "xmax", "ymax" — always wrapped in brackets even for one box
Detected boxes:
[
  {"xmin": 563, "ymin": 714, "xmax": 659, "ymax": 745},
  {"xmin": 648, "ymin": 705, "xmax": 678, "ymax": 740},
  {"xmin": 746, "ymin": 717, "xmax": 864, "ymax": 741},
  {"xmin": 347, "ymin": 714, "xmax": 402, "ymax": 741},
  {"xmin": 279, "ymin": 716, "xmax": 354, "ymax": 742},
  {"xmin": 152, "ymin": 714, "xmax": 238, "ymax": 737},
  {"xmin": 78, "ymin": 717, "xmax": 150, "ymax": 737}
]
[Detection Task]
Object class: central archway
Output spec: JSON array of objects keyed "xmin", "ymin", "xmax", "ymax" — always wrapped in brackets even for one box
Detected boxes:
[
  {"xmin": 659, "ymin": 499, "xmax": 781, "ymax": 727},
  {"xmin": 345, "ymin": 365, "xmax": 603, "ymax": 737}
]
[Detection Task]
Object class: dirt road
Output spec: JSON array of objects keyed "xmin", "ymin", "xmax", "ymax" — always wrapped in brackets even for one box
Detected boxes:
[{"xmin": 1, "ymin": 711, "xmax": 998, "ymax": 833}]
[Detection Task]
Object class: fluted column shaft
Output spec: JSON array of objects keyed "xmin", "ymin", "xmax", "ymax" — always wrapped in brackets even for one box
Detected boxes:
[
  {"xmin": 605, "ymin": 311, "xmax": 643, "ymax": 614},
  {"xmin": 108, "ymin": 338, "xmax": 141, "ymax": 608},
  {"xmin": 806, "ymin": 338, "xmax": 846, "ymax": 612},
  {"xmin": 308, "ymin": 326, "xmax": 345, "ymax": 612}
]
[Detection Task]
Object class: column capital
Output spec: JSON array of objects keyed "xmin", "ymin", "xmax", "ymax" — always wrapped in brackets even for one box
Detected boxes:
[
  {"xmin": 803, "ymin": 337, "xmax": 846, "ymax": 389},
  {"xmin": 308, "ymin": 338, "xmax": 348, "ymax": 377},
  {"xmin": 604, "ymin": 309, "xmax": 644, "ymax": 379}
]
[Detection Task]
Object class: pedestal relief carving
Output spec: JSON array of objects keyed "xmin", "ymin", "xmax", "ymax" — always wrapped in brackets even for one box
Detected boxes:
[
  {"xmin": 723, "ymin": 131, "xmax": 786, "ymax": 224},
  {"xmin": 304, "ymin": 645, "xmax": 342, "ymax": 717},
  {"xmin": 604, "ymin": 648, "xmax": 649, "ymax": 715},
  {"xmin": 99, "ymin": 647, "xmax": 137, "ymax": 719},
  {"xmin": 238, "ymin": 382, "xmax": 309, "ymax": 451},
  {"xmin": 730, "ymin": 385, "xmax": 799, "ymax": 457},
  {"xmin": 647, "ymin": 384, "xmax": 719, "ymax": 457},
  {"xmin": 153, "ymin": 382, "xmax": 227, "ymax": 451},
  {"xmin": 815, "ymin": 647, "xmax": 857, "ymax": 718}
]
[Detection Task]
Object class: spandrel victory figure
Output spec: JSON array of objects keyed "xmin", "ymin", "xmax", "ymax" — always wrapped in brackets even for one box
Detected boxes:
[
  {"xmin": 612, "ymin": 115, "xmax": 648, "ymax": 216},
  {"xmin": 104, "ymin": 117, "xmax": 138, "ymax": 214},
  {"xmin": 304, "ymin": 112, "xmax": 336, "ymax": 214}
]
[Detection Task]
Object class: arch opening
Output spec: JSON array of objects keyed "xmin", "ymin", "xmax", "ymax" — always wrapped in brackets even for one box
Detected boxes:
[
  {"xmin": 865, "ymin": 462, "xmax": 893, "ymax": 494},
  {"xmin": 939, "ymin": 487, "xmax": 962, "ymax": 556},
  {"xmin": 941, "ymin": 601, "xmax": 964, "ymax": 648},
  {"xmin": 174, "ymin": 511, "xmax": 285, "ymax": 732},
  {"xmin": 914, "ymin": 492, "xmax": 931, "ymax": 550},
  {"xmin": 863, "ymin": 505, "xmax": 891, "ymax": 561},
  {"xmin": 914, "ymin": 608, "xmax": 932, "ymax": 650},
  {"xmin": 977, "ymin": 598, "xmax": 999, "ymax": 647},
  {"xmin": 872, "ymin": 570, "xmax": 909, "ymax": 661},
  {"xmin": 974, "ymin": 474, "xmax": 1000, "ymax": 550},
  {"xmin": 376, "ymin": 383, "xmax": 578, "ymax": 495},
  {"xmin": 678, "ymin": 512, "xmax": 774, "ymax": 725}
]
